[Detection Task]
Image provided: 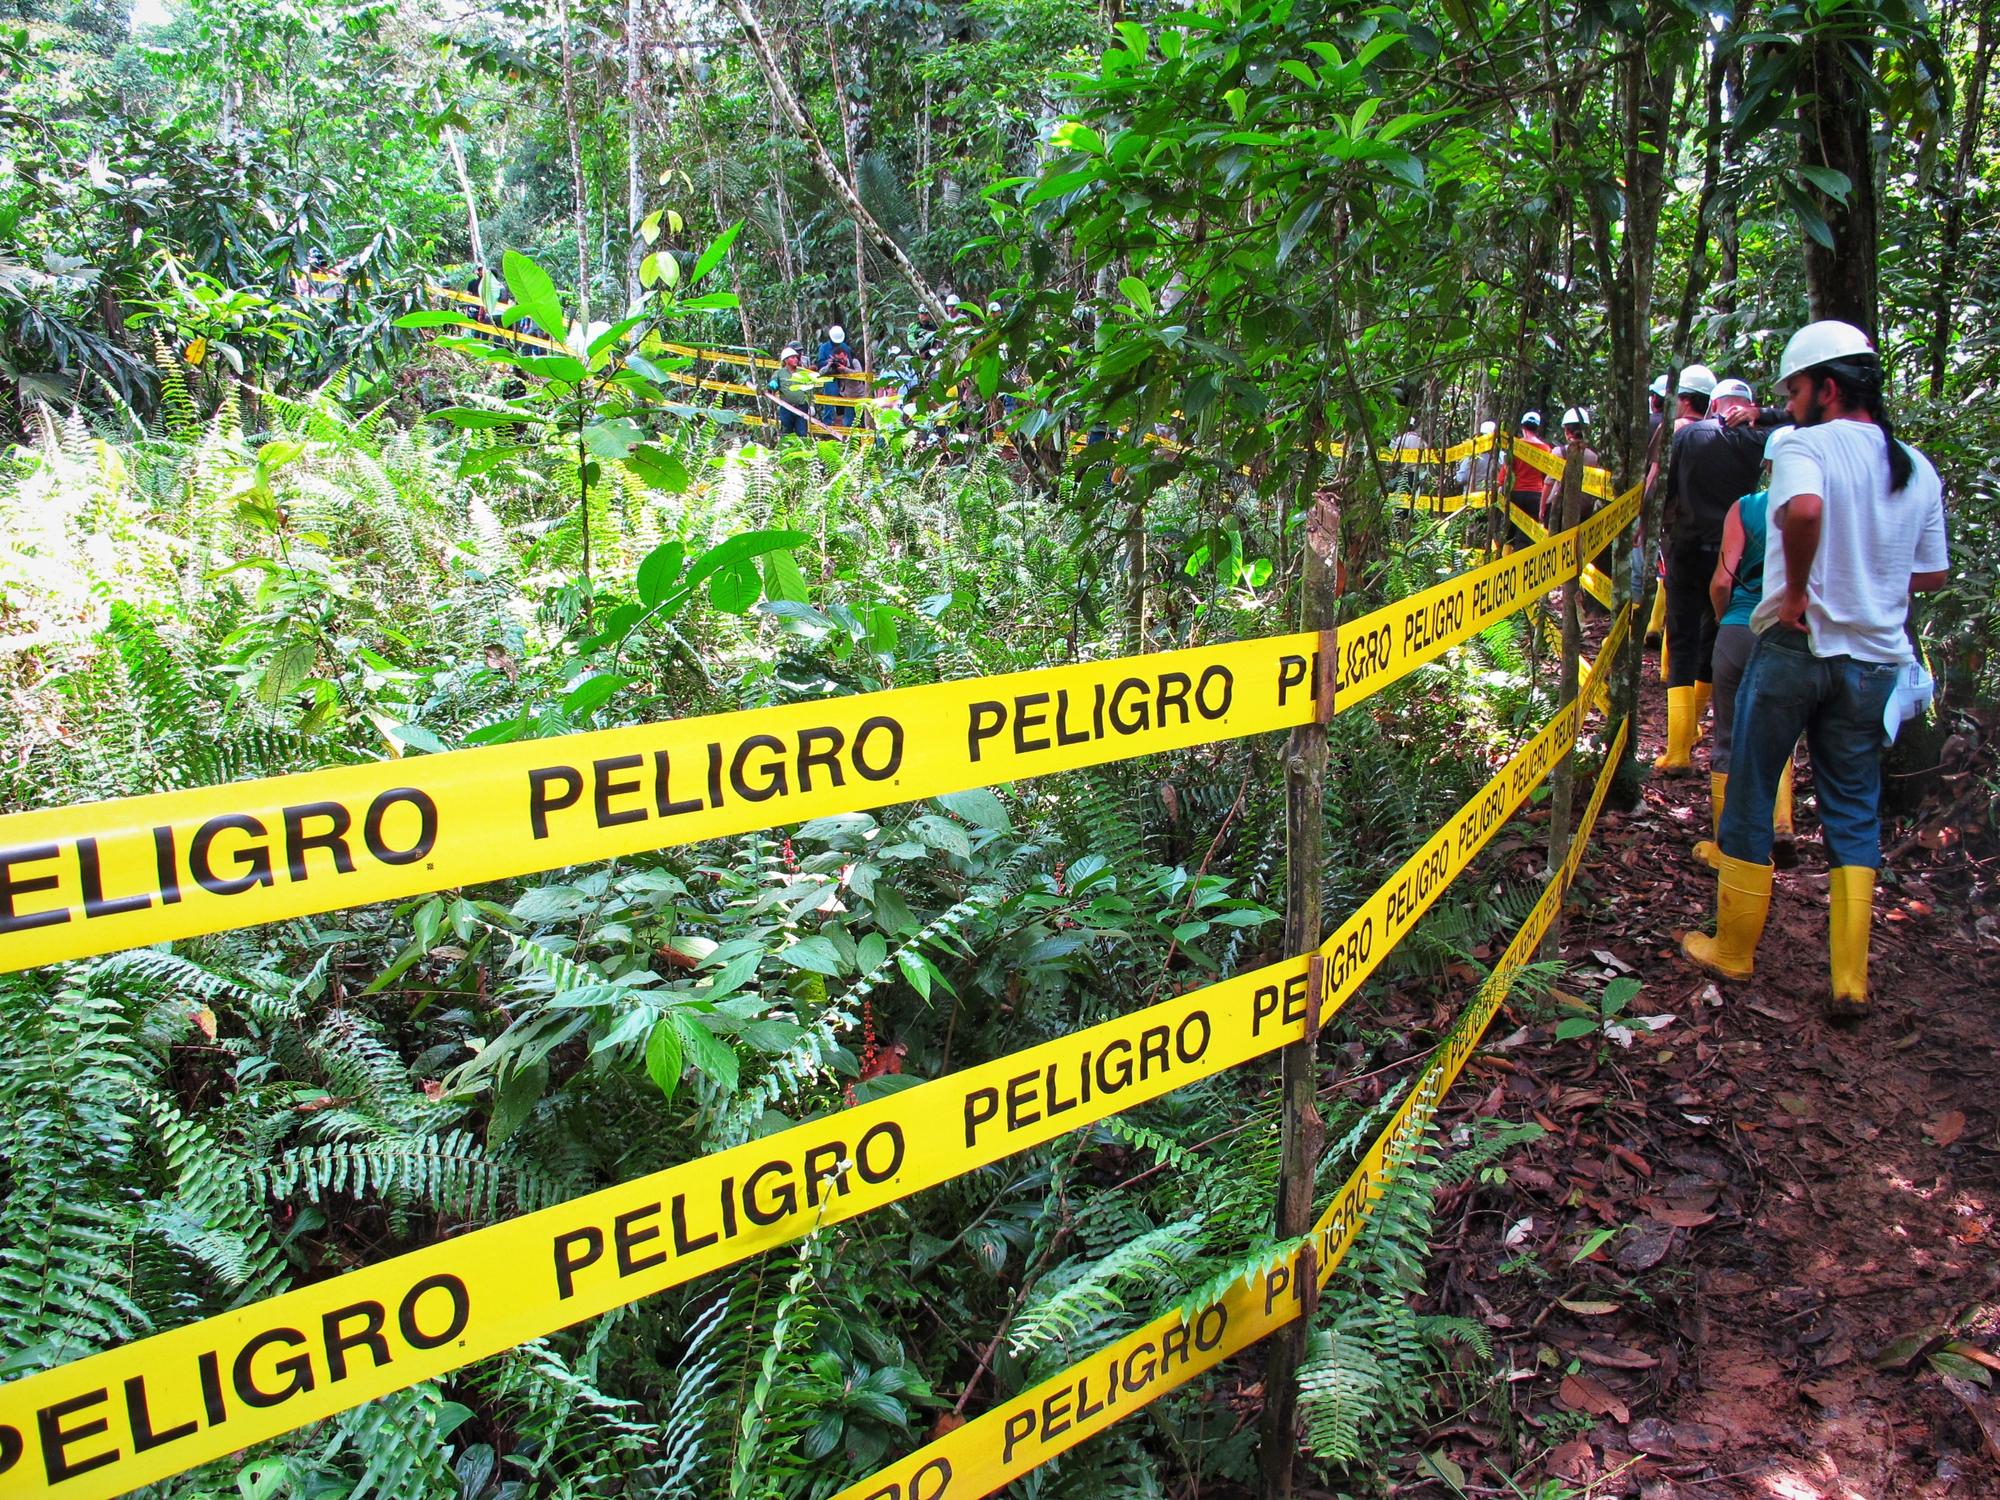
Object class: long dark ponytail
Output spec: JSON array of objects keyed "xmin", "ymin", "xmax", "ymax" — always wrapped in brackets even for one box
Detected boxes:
[{"xmin": 1820, "ymin": 356, "xmax": 1914, "ymax": 492}]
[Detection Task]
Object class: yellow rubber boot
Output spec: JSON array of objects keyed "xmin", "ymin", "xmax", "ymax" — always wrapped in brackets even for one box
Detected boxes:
[
  {"xmin": 1692, "ymin": 680, "xmax": 1712, "ymax": 745},
  {"xmin": 1681, "ymin": 854, "xmax": 1774, "ymax": 982},
  {"xmin": 1694, "ymin": 773, "xmax": 1726, "ymax": 869},
  {"xmin": 1654, "ymin": 685, "xmax": 1697, "ymax": 775},
  {"xmin": 1647, "ymin": 584, "xmax": 1666, "ymax": 641},
  {"xmin": 1772, "ymin": 761, "xmax": 1797, "ymax": 869},
  {"xmin": 1827, "ymin": 866, "xmax": 1875, "ymax": 1020},
  {"xmin": 1659, "ymin": 634, "xmax": 1671, "ymax": 683}
]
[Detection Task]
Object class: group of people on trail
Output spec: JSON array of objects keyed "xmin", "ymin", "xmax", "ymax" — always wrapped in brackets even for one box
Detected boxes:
[
  {"xmin": 769, "ymin": 325, "xmax": 861, "ymax": 437},
  {"xmin": 1659, "ymin": 322, "xmax": 1947, "ymax": 1023},
  {"xmin": 765, "ymin": 294, "xmax": 1000, "ymax": 442}
]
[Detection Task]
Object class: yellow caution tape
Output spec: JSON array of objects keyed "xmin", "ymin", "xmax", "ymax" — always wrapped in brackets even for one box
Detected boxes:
[
  {"xmin": 831, "ymin": 713, "xmax": 1629, "ymax": 1500},
  {"xmin": 1508, "ymin": 437, "xmax": 1615, "ymax": 501},
  {"xmin": 0, "ymin": 497, "xmax": 1632, "ymax": 973},
  {"xmin": 0, "ymin": 631, "xmax": 1626, "ymax": 1497},
  {"xmin": 1508, "ymin": 505, "xmax": 1616, "ymax": 609},
  {"xmin": 1329, "ymin": 488, "xmax": 1635, "ymax": 711}
]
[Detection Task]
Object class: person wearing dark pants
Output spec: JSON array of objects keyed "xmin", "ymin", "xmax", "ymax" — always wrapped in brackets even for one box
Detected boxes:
[
  {"xmin": 1656, "ymin": 372, "xmax": 1783, "ymax": 773},
  {"xmin": 1682, "ymin": 321, "xmax": 1948, "ymax": 1020},
  {"xmin": 1696, "ymin": 490, "xmax": 1796, "ymax": 869}
]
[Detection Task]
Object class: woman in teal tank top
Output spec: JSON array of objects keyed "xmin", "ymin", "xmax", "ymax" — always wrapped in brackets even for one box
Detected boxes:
[{"xmin": 1702, "ymin": 472, "xmax": 1797, "ymax": 867}]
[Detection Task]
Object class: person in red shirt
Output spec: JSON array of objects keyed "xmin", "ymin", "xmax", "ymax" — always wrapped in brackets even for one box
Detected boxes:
[{"xmin": 1499, "ymin": 411, "xmax": 1555, "ymax": 546}]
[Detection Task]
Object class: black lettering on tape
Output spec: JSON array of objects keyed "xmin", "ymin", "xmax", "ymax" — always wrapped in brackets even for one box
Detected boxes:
[
  {"xmin": 322, "ymin": 1300, "xmax": 391, "ymax": 1380},
  {"xmin": 0, "ymin": 842, "xmax": 67, "ymax": 935},
  {"xmin": 399, "ymin": 1275, "xmax": 469, "ymax": 1350},
  {"xmin": 123, "ymin": 1375, "xmax": 195, "ymax": 1454},
  {"xmin": 38, "ymin": 1390, "xmax": 114, "ymax": 1485},
  {"xmin": 190, "ymin": 815, "xmax": 274, "ymax": 897},
  {"xmin": 283, "ymin": 801, "xmax": 355, "ymax": 882},
  {"xmin": 78, "ymin": 837, "xmax": 149, "ymax": 920},
  {"xmin": 593, "ymin": 754, "xmax": 647, "ymax": 828},
  {"xmin": 528, "ymin": 767, "xmax": 583, "ymax": 839},
  {"xmin": 853, "ymin": 717, "xmax": 903, "ymax": 781},
  {"xmin": 233, "ymin": 1328, "xmax": 314, "ymax": 1408},
  {"xmin": 552, "ymin": 1226, "xmax": 604, "ymax": 1299}
]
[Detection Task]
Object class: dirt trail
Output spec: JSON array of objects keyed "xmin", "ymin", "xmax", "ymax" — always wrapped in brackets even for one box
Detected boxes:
[{"xmin": 1404, "ymin": 653, "xmax": 2000, "ymax": 1498}]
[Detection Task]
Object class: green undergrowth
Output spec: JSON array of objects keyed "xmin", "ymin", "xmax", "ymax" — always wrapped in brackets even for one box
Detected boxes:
[{"xmin": 0, "ymin": 381, "xmax": 1569, "ymax": 1498}]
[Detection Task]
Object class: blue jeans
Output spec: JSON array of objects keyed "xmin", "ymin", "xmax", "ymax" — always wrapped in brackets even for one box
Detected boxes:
[{"xmin": 1721, "ymin": 630, "xmax": 1898, "ymax": 869}]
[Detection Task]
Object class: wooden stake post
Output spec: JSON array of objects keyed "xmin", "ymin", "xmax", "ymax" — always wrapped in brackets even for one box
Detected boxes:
[
  {"xmin": 1258, "ymin": 493, "xmax": 1339, "ymax": 1498},
  {"xmin": 1541, "ymin": 440, "xmax": 1589, "ymax": 955}
]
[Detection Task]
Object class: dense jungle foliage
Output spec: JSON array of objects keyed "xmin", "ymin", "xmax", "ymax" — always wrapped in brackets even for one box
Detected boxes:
[{"xmin": 2, "ymin": 0, "xmax": 1996, "ymax": 1496}]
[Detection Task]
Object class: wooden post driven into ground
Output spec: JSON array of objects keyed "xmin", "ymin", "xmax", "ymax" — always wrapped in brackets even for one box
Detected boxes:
[
  {"xmin": 1541, "ymin": 440, "xmax": 1589, "ymax": 955},
  {"xmin": 1259, "ymin": 487, "xmax": 1340, "ymax": 1498}
]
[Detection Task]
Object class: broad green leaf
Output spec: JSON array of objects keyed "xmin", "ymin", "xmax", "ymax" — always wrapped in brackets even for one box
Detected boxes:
[
  {"xmin": 856, "ymin": 932, "xmax": 888, "ymax": 974},
  {"xmin": 686, "ymin": 529, "xmax": 810, "ymax": 588},
  {"xmin": 778, "ymin": 936, "xmax": 844, "ymax": 976},
  {"xmin": 636, "ymin": 540, "xmax": 687, "ymax": 606},
  {"xmin": 521, "ymin": 354, "xmax": 588, "ymax": 383},
  {"xmin": 625, "ymin": 443, "xmax": 690, "ymax": 492},
  {"xmin": 433, "ymin": 406, "xmax": 532, "ymax": 429},
  {"xmin": 691, "ymin": 221, "xmax": 742, "ymax": 285},
  {"xmin": 1118, "ymin": 276, "xmax": 1154, "ymax": 315},
  {"xmin": 762, "ymin": 548, "xmax": 810, "ymax": 604},
  {"xmin": 644, "ymin": 1017, "xmax": 683, "ymax": 1101},
  {"xmin": 584, "ymin": 418, "xmax": 646, "ymax": 459},
  {"xmin": 708, "ymin": 557, "xmax": 761, "ymax": 613},
  {"xmin": 562, "ymin": 672, "xmax": 628, "ymax": 718},
  {"xmin": 500, "ymin": 248, "xmax": 566, "ymax": 342},
  {"xmin": 1026, "ymin": 168, "xmax": 1101, "ymax": 204},
  {"xmin": 934, "ymin": 788, "xmax": 1011, "ymax": 831},
  {"xmin": 672, "ymin": 1013, "xmax": 741, "ymax": 1092},
  {"xmin": 388, "ymin": 722, "xmax": 447, "ymax": 754},
  {"xmin": 910, "ymin": 814, "xmax": 971, "ymax": 859},
  {"xmin": 1798, "ymin": 164, "xmax": 1852, "ymax": 200},
  {"xmin": 394, "ymin": 309, "xmax": 480, "ymax": 329},
  {"xmin": 896, "ymin": 947, "xmax": 932, "ymax": 1001}
]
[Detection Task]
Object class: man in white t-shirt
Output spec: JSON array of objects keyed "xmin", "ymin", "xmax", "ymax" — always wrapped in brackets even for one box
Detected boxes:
[{"xmin": 1681, "ymin": 321, "xmax": 1948, "ymax": 1019}]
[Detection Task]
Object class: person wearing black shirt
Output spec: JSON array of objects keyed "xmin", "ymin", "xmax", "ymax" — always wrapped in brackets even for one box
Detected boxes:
[{"xmin": 1655, "ymin": 377, "xmax": 1789, "ymax": 773}]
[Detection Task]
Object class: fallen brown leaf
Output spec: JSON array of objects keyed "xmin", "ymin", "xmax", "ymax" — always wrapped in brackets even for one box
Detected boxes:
[
  {"xmin": 1926, "ymin": 1110, "xmax": 1967, "ymax": 1146},
  {"xmin": 1558, "ymin": 1372, "xmax": 1630, "ymax": 1423}
]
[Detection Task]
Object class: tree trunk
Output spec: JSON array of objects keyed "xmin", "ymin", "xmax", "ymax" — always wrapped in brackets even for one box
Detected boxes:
[
  {"xmin": 1258, "ymin": 458, "xmax": 1337, "ymax": 1500},
  {"xmin": 1542, "ymin": 438, "xmax": 1589, "ymax": 955},
  {"xmin": 1670, "ymin": 33, "xmax": 1729, "ymax": 352},
  {"xmin": 824, "ymin": 26, "xmax": 873, "ymax": 382},
  {"xmin": 624, "ymin": 0, "xmax": 646, "ymax": 307},
  {"xmin": 664, "ymin": 29, "xmax": 764, "ymax": 380},
  {"xmin": 722, "ymin": 0, "xmax": 949, "ymax": 325},
  {"xmin": 1606, "ymin": 3, "xmax": 1684, "ymax": 811},
  {"xmin": 560, "ymin": 0, "xmax": 591, "ymax": 326},
  {"xmin": 443, "ymin": 127, "xmax": 485, "ymax": 269},
  {"xmin": 1932, "ymin": 8, "xmax": 1995, "ymax": 396},
  {"xmin": 1800, "ymin": 22, "xmax": 1879, "ymax": 335}
]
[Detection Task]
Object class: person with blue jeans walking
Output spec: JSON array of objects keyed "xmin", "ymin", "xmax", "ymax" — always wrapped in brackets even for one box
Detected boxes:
[{"xmin": 1681, "ymin": 321, "xmax": 1948, "ymax": 1020}]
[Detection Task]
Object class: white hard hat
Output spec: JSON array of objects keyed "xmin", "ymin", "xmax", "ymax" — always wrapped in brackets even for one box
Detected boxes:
[
  {"xmin": 1711, "ymin": 378, "xmax": 1755, "ymax": 402},
  {"xmin": 1777, "ymin": 320, "xmax": 1875, "ymax": 382},
  {"xmin": 828, "ymin": 325, "xmax": 845, "ymax": 343},
  {"xmin": 1561, "ymin": 406, "xmax": 1588, "ymax": 427},
  {"xmin": 1520, "ymin": 410, "xmax": 1542, "ymax": 427},
  {"xmin": 780, "ymin": 346, "xmax": 800, "ymax": 361},
  {"xmin": 1649, "ymin": 376, "xmax": 1670, "ymax": 398},
  {"xmin": 944, "ymin": 294, "xmax": 961, "ymax": 308},
  {"xmin": 987, "ymin": 300, "xmax": 1002, "ymax": 314},
  {"xmin": 1677, "ymin": 364, "xmax": 1718, "ymax": 396},
  {"xmin": 1478, "ymin": 420, "xmax": 1497, "ymax": 436}
]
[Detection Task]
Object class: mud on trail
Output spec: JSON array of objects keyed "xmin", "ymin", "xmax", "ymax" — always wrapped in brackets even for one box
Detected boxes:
[{"xmin": 1376, "ymin": 659, "xmax": 1999, "ymax": 1498}]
